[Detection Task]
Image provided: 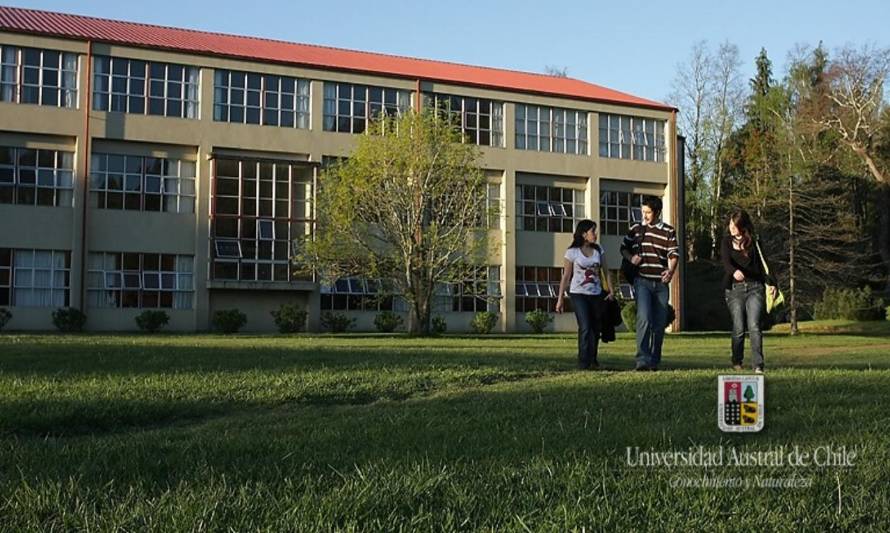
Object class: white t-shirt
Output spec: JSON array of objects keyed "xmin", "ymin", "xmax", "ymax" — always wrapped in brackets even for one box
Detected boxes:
[{"xmin": 564, "ymin": 246, "xmax": 604, "ymax": 296}]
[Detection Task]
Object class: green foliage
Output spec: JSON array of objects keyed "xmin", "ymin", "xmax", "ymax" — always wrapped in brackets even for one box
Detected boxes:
[
  {"xmin": 524, "ymin": 308, "xmax": 553, "ymax": 333},
  {"xmin": 321, "ymin": 312, "xmax": 355, "ymax": 333},
  {"xmin": 302, "ymin": 110, "xmax": 491, "ymax": 335},
  {"xmin": 814, "ymin": 287, "xmax": 886, "ymax": 321},
  {"xmin": 470, "ymin": 311, "xmax": 498, "ymax": 334},
  {"xmin": 212, "ymin": 309, "xmax": 247, "ymax": 334},
  {"xmin": 620, "ymin": 302, "xmax": 676, "ymax": 333},
  {"xmin": 270, "ymin": 303, "xmax": 308, "ymax": 334},
  {"xmin": 51, "ymin": 307, "xmax": 86, "ymax": 333},
  {"xmin": 373, "ymin": 311, "xmax": 403, "ymax": 333},
  {"xmin": 0, "ymin": 308, "xmax": 10, "ymax": 331},
  {"xmin": 135, "ymin": 310, "xmax": 169, "ymax": 334},
  {"xmin": 430, "ymin": 316, "xmax": 447, "ymax": 336}
]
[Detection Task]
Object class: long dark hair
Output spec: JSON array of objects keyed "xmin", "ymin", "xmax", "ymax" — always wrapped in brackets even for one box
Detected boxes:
[
  {"xmin": 568, "ymin": 219, "xmax": 597, "ymax": 249},
  {"xmin": 729, "ymin": 209, "xmax": 755, "ymax": 256}
]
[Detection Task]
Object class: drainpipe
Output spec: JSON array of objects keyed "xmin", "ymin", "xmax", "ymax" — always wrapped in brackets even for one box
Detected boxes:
[{"xmin": 79, "ymin": 40, "xmax": 93, "ymax": 311}]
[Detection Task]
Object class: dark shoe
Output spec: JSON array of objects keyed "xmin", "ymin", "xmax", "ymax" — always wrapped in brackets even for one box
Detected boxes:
[
  {"xmin": 589, "ymin": 362, "xmax": 601, "ymax": 370},
  {"xmin": 635, "ymin": 363, "xmax": 650, "ymax": 371}
]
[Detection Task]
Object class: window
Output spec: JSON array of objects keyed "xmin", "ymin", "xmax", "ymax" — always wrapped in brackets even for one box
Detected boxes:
[
  {"xmin": 0, "ymin": 146, "xmax": 74, "ymax": 206},
  {"xmin": 515, "ymin": 266, "xmax": 568, "ymax": 313},
  {"xmin": 323, "ymin": 82, "xmax": 411, "ymax": 133},
  {"xmin": 93, "ymin": 56, "xmax": 199, "ymax": 119},
  {"xmin": 320, "ymin": 277, "xmax": 402, "ymax": 312},
  {"xmin": 90, "ymin": 153, "xmax": 196, "ymax": 213},
  {"xmin": 515, "ymin": 184, "xmax": 585, "ymax": 232},
  {"xmin": 213, "ymin": 70, "xmax": 310, "ymax": 128},
  {"xmin": 515, "ymin": 105, "xmax": 587, "ymax": 154},
  {"xmin": 1, "ymin": 249, "xmax": 70, "ymax": 307},
  {"xmin": 598, "ymin": 113, "xmax": 666, "ymax": 162},
  {"xmin": 423, "ymin": 93, "xmax": 505, "ymax": 147},
  {"xmin": 0, "ymin": 45, "xmax": 78, "ymax": 107},
  {"xmin": 211, "ymin": 158, "xmax": 314, "ymax": 282},
  {"xmin": 486, "ymin": 183, "xmax": 501, "ymax": 229},
  {"xmin": 87, "ymin": 252, "xmax": 193, "ymax": 309},
  {"xmin": 599, "ymin": 190, "xmax": 646, "ymax": 235},
  {"xmin": 432, "ymin": 266, "xmax": 501, "ymax": 313}
]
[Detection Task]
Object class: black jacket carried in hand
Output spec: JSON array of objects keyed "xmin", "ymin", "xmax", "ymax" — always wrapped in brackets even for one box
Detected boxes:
[{"xmin": 600, "ymin": 297, "xmax": 623, "ymax": 343}]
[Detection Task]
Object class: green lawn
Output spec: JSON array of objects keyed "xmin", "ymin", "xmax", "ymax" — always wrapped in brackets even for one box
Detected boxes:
[{"xmin": 1, "ymin": 321, "xmax": 889, "ymax": 531}]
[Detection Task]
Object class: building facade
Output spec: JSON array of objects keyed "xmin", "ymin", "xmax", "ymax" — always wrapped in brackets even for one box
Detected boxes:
[{"xmin": 0, "ymin": 6, "xmax": 681, "ymax": 332}]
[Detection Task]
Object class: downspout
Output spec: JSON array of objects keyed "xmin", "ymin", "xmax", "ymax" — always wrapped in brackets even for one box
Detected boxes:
[{"xmin": 79, "ymin": 40, "xmax": 93, "ymax": 311}]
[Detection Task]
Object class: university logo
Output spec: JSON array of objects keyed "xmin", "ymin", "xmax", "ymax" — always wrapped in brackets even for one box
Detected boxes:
[{"xmin": 718, "ymin": 375, "xmax": 764, "ymax": 432}]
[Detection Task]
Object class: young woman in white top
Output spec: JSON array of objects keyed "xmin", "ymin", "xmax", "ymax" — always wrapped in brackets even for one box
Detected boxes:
[{"xmin": 556, "ymin": 219, "xmax": 615, "ymax": 369}]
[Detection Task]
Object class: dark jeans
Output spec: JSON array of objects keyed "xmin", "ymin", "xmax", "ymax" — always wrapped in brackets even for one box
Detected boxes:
[
  {"xmin": 725, "ymin": 281, "xmax": 766, "ymax": 368},
  {"xmin": 569, "ymin": 293, "xmax": 604, "ymax": 369},
  {"xmin": 633, "ymin": 277, "xmax": 670, "ymax": 368}
]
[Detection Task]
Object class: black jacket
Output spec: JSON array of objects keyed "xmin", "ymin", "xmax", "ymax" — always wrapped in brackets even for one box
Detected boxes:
[{"xmin": 600, "ymin": 297, "xmax": 623, "ymax": 343}]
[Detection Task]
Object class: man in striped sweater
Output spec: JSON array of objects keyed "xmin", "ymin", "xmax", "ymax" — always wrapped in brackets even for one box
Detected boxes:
[{"xmin": 620, "ymin": 196, "xmax": 679, "ymax": 371}]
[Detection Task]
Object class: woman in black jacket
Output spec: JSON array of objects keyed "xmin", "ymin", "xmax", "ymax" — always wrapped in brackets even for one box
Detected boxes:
[{"xmin": 721, "ymin": 209, "xmax": 778, "ymax": 374}]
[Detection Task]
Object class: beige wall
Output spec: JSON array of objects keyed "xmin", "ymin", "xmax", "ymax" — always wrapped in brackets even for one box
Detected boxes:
[{"xmin": 0, "ymin": 30, "xmax": 677, "ymax": 332}]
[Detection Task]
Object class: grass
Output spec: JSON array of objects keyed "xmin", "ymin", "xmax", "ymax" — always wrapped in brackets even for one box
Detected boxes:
[{"xmin": 1, "ymin": 321, "xmax": 889, "ymax": 530}]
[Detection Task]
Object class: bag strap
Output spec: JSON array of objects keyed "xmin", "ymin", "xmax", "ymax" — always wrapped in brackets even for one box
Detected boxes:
[{"xmin": 755, "ymin": 239, "xmax": 770, "ymax": 276}]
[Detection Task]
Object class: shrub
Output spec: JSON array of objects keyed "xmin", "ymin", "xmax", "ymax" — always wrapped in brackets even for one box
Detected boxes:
[
  {"xmin": 270, "ymin": 303, "xmax": 308, "ymax": 333},
  {"xmin": 620, "ymin": 301, "xmax": 676, "ymax": 333},
  {"xmin": 135, "ymin": 310, "xmax": 169, "ymax": 333},
  {"xmin": 814, "ymin": 287, "xmax": 886, "ymax": 321},
  {"xmin": 374, "ymin": 311, "xmax": 403, "ymax": 333},
  {"xmin": 431, "ymin": 316, "xmax": 447, "ymax": 336},
  {"xmin": 0, "ymin": 308, "xmax": 11, "ymax": 331},
  {"xmin": 886, "ymin": 305, "xmax": 890, "ymax": 322},
  {"xmin": 212, "ymin": 309, "xmax": 247, "ymax": 334},
  {"xmin": 471, "ymin": 311, "xmax": 498, "ymax": 334},
  {"xmin": 321, "ymin": 312, "xmax": 355, "ymax": 333},
  {"xmin": 524, "ymin": 308, "xmax": 553, "ymax": 333},
  {"xmin": 52, "ymin": 307, "xmax": 87, "ymax": 333}
]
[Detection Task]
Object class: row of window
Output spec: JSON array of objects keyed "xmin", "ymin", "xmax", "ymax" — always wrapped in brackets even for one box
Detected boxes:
[
  {"xmin": 0, "ymin": 45, "xmax": 668, "ymax": 159},
  {"xmin": 321, "ymin": 267, "xmax": 501, "ymax": 313},
  {"xmin": 0, "ymin": 248, "xmax": 70, "ymax": 307}
]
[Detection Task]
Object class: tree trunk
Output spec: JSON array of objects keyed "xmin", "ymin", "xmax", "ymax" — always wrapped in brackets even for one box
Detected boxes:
[
  {"xmin": 878, "ymin": 183, "xmax": 890, "ymax": 295},
  {"xmin": 407, "ymin": 272, "xmax": 431, "ymax": 336},
  {"xmin": 788, "ymin": 174, "xmax": 799, "ymax": 336}
]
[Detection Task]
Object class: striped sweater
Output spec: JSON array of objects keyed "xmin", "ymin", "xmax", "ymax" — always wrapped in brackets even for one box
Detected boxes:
[{"xmin": 620, "ymin": 222, "xmax": 680, "ymax": 280}]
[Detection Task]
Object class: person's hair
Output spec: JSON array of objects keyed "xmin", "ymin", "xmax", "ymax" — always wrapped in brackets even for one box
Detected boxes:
[
  {"xmin": 728, "ymin": 208, "xmax": 755, "ymax": 256},
  {"xmin": 568, "ymin": 219, "xmax": 597, "ymax": 249},
  {"xmin": 642, "ymin": 196, "xmax": 662, "ymax": 215}
]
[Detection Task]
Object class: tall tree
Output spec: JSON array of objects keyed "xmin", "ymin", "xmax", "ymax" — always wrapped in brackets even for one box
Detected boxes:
[{"xmin": 302, "ymin": 110, "xmax": 493, "ymax": 335}]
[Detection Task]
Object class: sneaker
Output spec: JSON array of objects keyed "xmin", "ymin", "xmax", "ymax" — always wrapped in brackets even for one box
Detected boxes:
[
  {"xmin": 754, "ymin": 366, "xmax": 764, "ymax": 374},
  {"xmin": 732, "ymin": 364, "xmax": 743, "ymax": 371},
  {"xmin": 634, "ymin": 363, "xmax": 650, "ymax": 371},
  {"xmin": 590, "ymin": 362, "xmax": 601, "ymax": 371}
]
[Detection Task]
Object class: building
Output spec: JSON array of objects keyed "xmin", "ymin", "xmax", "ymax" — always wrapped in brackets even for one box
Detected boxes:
[{"xmin": 0, "ymin": 6, "xmax": 681, "ymax": 332}]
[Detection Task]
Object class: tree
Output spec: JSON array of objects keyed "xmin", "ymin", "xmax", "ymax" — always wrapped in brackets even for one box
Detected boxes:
[
  {"xmin": 544, "ymin": 65, "xmax": 569, "ymax": 78},
  {"xmin": 814, "ymin": 44, "xmax": 890, "ymax": 292},
  {"xmin": 301, "ymin": 110, "xmax": 494, "ymax": 335},
  {"xmin": 668, "ymin": 41, "xmax": 715, "ymax": 260}
]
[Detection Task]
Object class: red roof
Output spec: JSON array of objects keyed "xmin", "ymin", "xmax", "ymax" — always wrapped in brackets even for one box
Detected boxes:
[{"xmin": 0, "ymin": 6, "xmax": 674, "ymax": 111}]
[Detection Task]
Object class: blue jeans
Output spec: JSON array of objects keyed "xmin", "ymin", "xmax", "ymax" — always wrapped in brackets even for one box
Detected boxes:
[
  {"xmin": 634, "ymin": 277, "xmax": 670, "ymax": 367},
  {"xmin": 725, "ymin": 281, "xmax": 765, "ymax": 368},
  {"xmin": 569, "ymin": 293, "xmax": 604, "ymax": 369}
]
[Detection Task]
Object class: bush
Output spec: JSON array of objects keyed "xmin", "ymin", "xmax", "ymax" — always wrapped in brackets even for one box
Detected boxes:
[
  {"xmin": 52, "ymin": 307, "xmax": 87, "ymax": 333},
  {"xmin": 471, "ymin": 311, "xmax": 498, "ymax": 334},
  {"xmin": 135, "ymin": 310, "xmax": 169, "ymax": 333},
  {"xmin": 212, "ymin": 309, "xmax": 247, "ymax": 334},
  {"xmin": 524, "ymin": 308, "xmax": 553, "ymax": 333},
  {"xmin": 0, "ymin": 308, "xmax": 11, "ymax": 331},
  {"xmin": 814, "ymin": 287, "xmax": 886, "ymax": 321},
  {"xmin": 270, "ymin": 303, "xmax": 308, "ymax": 333},
  {"xmin": 321, "ymin": 312, "xmax": 355, "ymax": 333},
  {"xmin": 431, "ymin": 316, "xmax": 447, "ymax": 336},
  {"xmin": 374, "ymin": 311, "xmax": 403, "ymax": 333},
  {"xmin": 886, "ymin": 305, "xmax": 890, "ymax": 322},
  {"xmin": 620, "ymin": 301, "xmax": 676, "ymax": 333}
]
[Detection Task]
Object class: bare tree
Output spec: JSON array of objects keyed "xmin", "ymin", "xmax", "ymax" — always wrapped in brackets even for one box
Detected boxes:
[
  {"xmin": 544, "ymin": 65, "xmax": 569, "ymax": 78},
  {"xmin": 668, "ymin": 40, "xmax": 715, "ymax": 261}
]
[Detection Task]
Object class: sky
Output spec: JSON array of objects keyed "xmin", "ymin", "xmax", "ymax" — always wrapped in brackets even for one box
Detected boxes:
[{"xmin": 6, "ymin": 0, "xmax": 890, "ymax": 105}]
